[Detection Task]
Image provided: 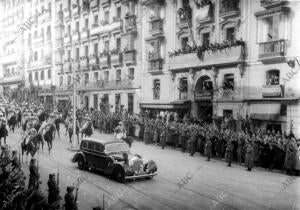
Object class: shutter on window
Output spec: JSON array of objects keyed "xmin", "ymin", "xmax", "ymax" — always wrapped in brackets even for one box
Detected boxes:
[{"xmin": 273, "ymin": 13, "xmax": 280, "ymax": 40}]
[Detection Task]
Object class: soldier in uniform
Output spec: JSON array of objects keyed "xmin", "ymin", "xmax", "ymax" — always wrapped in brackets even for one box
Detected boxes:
[
  {"xmin": 28, "ymin": 158, "xmax": 40, "ymax": 189},
  {"xmin": 47, "ymin": 173, "xmax": 60, "ymax": 207},
  {"xmin": 64, "ymin": 186, "xmax": 78, "ymax": 210},
  {"xmin": 160, "ymin": 125, "xmax": 167, "ymax": 149},
  {"xmin": 188, "ymin": 127, "xmax": 197, "ymax": 156},
  {"xmin": 225, "ymin": 140, "xmax": 234, "ymax": 167},
  {"xmin": 11, "ymin": 150, "xmax": 20, "ymax": 169},
  {"xmin": 245, "ymin": 142, "xmax": 254, "ymax": 171},
  {"xmin": 204, "ymin": 135, "xmax": 212, "ymax": 161}
]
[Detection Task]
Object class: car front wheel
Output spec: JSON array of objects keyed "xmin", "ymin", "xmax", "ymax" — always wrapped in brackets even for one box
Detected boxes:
[
  {"xmin": 113, "ymin": 168, "xmax": 125, "ymax": 183},
  {"xmin": 78, "ymin": 157, "xmax": 85, "ymax": 170}
]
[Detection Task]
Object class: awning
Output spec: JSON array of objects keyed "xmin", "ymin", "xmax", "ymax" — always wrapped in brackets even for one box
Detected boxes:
[
  {"xmin": 244, "ymin": 97, "xmax": 299, "ymax": 104},
  {"xmin": 140, "ymin": 101, "xmax": 190, "ymax": 110},
  {"xmin": 195, "ymin": 4, "xmax": 211, "ymax": 20}
]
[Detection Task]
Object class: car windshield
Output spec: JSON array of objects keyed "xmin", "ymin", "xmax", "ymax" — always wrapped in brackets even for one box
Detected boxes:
[{"xmin": 105, "ymin": 143, "xmax": 129, "ymax": 154}]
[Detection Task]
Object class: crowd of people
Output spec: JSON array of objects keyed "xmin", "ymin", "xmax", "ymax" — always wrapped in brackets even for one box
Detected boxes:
[{"xmin": 73, "ymin": 108, "xmax": 300, "ymax": 176}]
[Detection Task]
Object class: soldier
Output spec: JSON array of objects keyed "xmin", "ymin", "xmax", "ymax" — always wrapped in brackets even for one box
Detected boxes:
[
  {"xmin": 11, "ymin": 150, "xmax": 20, "ymax": 169},
  {"xmin": 188, "ymin": 127, "xmax": 197, "ymax": 156},
  {"xmin": 245, "ymin": 142, "xmax": 254, "ymax": 171},
  {"xmin": 47, "ymin": 173, "xmax": 60, "ymax": 207},
  {"xmin": 25, "ymin": 180, "xmax": 48, "ymax": 210},
  {"xmin": 160, "ymin": 125, "xmax": 167, "ymax": 149},
  {"xmin": 179, "ymin": 125, "xmax": 188, "ymax": 153},
  {"xmin": 0, "ymin": 145, "xmax": 10, "ymax": 166},
  {"xmin": 28, "ymin": 158, "xmax": 40, "ymax": 189},
  {"xmin": 204, "ymin": 135, "xmax": 212, "ymax": 161},
  {"xmin": 225, "ymin": 140, "xmax": 234, "ymax": 167},
  {"xmin": 64, "ymin": 186, "xmax": 78, "ymax": 210},
  {"xmin": 284, "ymin": 140, "xmax": 296, "ymax": 175}
]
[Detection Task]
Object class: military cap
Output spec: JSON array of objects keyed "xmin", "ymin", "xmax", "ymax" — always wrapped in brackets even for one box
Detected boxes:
[{"xmin": 67, "ymin": 186, "xmax": 75, "ymax": 192}]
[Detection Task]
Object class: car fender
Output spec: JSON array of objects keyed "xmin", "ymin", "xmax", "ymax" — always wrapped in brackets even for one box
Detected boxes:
[
  {"xmin": 107, "ymin": 162, "xmax": 124, "ymax": 175},
  {"xmin": 72, "ymin": 152, "xmax": 86, "ymax": 163}
]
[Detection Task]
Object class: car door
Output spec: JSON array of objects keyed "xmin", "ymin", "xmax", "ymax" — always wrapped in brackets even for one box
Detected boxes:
[
  {"xmin": 86, "ymin": 142, "xmax": 98, "ymax": 169},
  {"xmin": 94, "ymin": 143, "xmax": 106, "ymax": 170}
]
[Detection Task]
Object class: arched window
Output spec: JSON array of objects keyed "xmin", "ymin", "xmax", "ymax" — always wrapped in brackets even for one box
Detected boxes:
[
  {"xmin": 179, "ymin": 77, "xmax": 188, "ymax": 100},
  {"xmin": 195, "ymin": 76, "xmax": 213, "ymax": 93},
  {"xmin": 266, "ymin": 70, "xmax": 279, "ymax": 85}
]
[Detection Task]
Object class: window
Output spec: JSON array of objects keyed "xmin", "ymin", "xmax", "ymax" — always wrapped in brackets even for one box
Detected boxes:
[
  {"xmin": 34, "ymin": 30, "xmax": 38, "ymax": 37},
  {"xmin": 94, "ymin": 72, "xmax": 98, "ymax": 81},
  {"xmin": 202, "ymin": 32, "xmax": 210, "ymax": 46},
  {"xmin": 95, "ymin": 143, "xmax": 104, "ymax": 152},
  {"xmin": 226, "ymin": 27, "xmax": 235, "ymax": 43},
  {"xmin": 29, "ymin": 72, "xmax": 32, "ymax": 82},
  {"xmin": 116, "ymin": 70, "xmax": 121, "ymax": 84},
  {"xmin": 94, "ymin": 43, "xmax": 98, "ymax": 55},
  {"xmin": 179, "ymin": 77, "xmax": 188, "ymax": 100},
  {"xmin": 35, "ymin": 71, "xmax": 38, "ymax": 80},
  {"xmin": 223, "ymin": 74, "xmax": 234, "ymax": 91},
  {"xmin": 266, "ymin": 70, "xmax": 280, "ymax": 85},
  {"xmin": 47, "ymin": 25, "xmax": 51, "ymax": 40},
  {"xmin": 153, "ymin": 79, "xmax": 160, "ymax": 100},
  {"xmin": 48, "ymin": 69, "xmax": 51, "ymax": 79},
  {"xmin": 85, "ymin": 46, "xmax": 89, "ymax": 57},
  {"xmin": 41, "ymin": 28, "xmax": 44, "ymax": 39},
  {"xmin": 76, "ymin": 21, "xmax": 79, "ymax": 32},
  {"xmin": 76, "ymin": 48, "xmax": 79, "ymax": 61},
  {"xmin": 84, "ymin": 73, "xmax": 89, "ymax": 85},
  {"xmin": 41, "ymin": 49, "xmax": 44, "ymax": 59},
  {"xmin": 104, "ymin": 11, "xmax": 109, "ymax": 22},
  {"xmin": 129, "ymin": 68, "xmax": 134, "ymax": 80},
  {"xmin": 41, "ymin": 70, "xmax": 44, "ymax": 80},
  {"xmin": 68, "ymin": 50, "xmax": 71, "ymax": 61},
  {"xmin": 260, "ymin": 14, "xmax": 281, "ymax": 42},
  {"xmin": 115, "ymin": 94, "xmax": 121, "ymax": 112},
  {"xmin": 81, "ymin": 141, "xmax": 87, "ymax": 149},
  {"xmin": 128, "ymin": 93, "xmax": 134, "ymax": 114},
  {"xmin": 34, "ymin": 51, "xmax": 38, "ymax": 61},
  {"xmin": 116, "ymin": 7, "xmax": 121, "ymax": 20},
  {"xmin": 84, "ymin": 18, "xmax": 88, "ymax": 29},
  {"xmin": 104, "ymin": 71, "xmax": 109, "ymax": 81},
  {"xmin": 67, "ymin": 75, "xmax": 71, "ymax": 85},
  {"xmin": 116, "ymin": 38, "xmax": 121, "ymax": 52},
  {"xmin": 59, "ymin": 76, "xmax": 63, "ymax": 86},
  {"xmin": 94, "ymin": 15, "xmax": 98, "ymax": 25},
  {"xmin": 104, "ymin": 41, "xmax": 109, "ymax": 52},
  {"xmin": 88, "ymin": 142, "xmax": 95, "ymax": 150}
]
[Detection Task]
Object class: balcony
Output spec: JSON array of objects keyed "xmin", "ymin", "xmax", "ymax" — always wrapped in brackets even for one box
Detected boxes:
[
  {"xmin": 44, "ymin": 10, "xmax": 51, "ymax": 22},
  {"xmin": 72, "ymin": 5, "xmax": 80, "ymax": 18},
  {"xmin": 123, "ymin": 50, "xmax": 136, "ymax": 65},
  {"xmin": 64, "ymin": 9, "xmax": 71, "ymax": 20},
  {"xmin": 80, "ymin": 60, "xmax": 89, "ymax": 71},
  {"xmin": 78, "ymin": 79, "xmax": 133, "ymax": 91},
  {"xmin": 81, "ymin": 28, "xmax": 89, "ymax": 40},
  {"xmin": 33, "ymin": 36, "xmax": 44, "ymax": 46},
  {"xmin": 101, "ymin": 0, "xmax": 110, "ymax": 7},
  {"xmin": 169, "ymin": 45, "xmax": 245, "ymax": 70},
  {"xmin": 90, "ymin": 0, "xmax": 99, "ymax": 9},
  {"xmin": 262, "ymin": 85, "xmax": 284, "ymax": 98},
  {"xmin": 110, "ymin": 53, "xmax": 122, "ymax": 67},
  {"xmin": 91, "ymin": 23, "xmax": 101, "ymax": 35},
  {"xmin": 149, "ymin": 18, "xmax": 163, "ymax": 36},
  {"xmin": 99, "ymin": 55, "xmax": 110, "ymax": 69},
  {"xmin": 194, "ymin": 91, "xmax": 212, "ymax": 101},
  {"xmin": 72, "ymin": 31, "xmax": 80, "ymax": 42},
  {"xmin": 260, "ymin": 0, "xmax": 286, "ymax": 8},
  {"xmin": 219, "ymin": 0, "xmax": 240, "ymax": 18},
  {"xmin": 89, "ymin": 56, "xmax": 100, "ymax": 70},
  {"xmin": 148, "ymin": 54, "xmax": 163, "ymax": 73},
  {"xmin": 125, "ymin": 15, "xmax": 137, "ymax": 32},
  {"xmin": 259, "ymin": 39, "xmax": 285, "ymax": 62},
  {"xmin": 74, "ymin": 63, "xmax": 80, "ymax": 72}
]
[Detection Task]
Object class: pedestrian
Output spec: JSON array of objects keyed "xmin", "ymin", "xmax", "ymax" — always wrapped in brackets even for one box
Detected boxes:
[
  {"xmin": 64, "ymin": 186, "xmax": 78, "ymax": 210},
  {"xmin": 160, "ymin": 125, "xmax": 167, "ymax": 149},
  {"xmin": 188, "ymin": 128, "xmax": 197, "ymax": 156},
  {"xmin": 204, "ymin": 136, "xmax": 212, "ymax": 161},
  {"xmin": 47, "ymin": 173, "xmax": 60, "ymax": 207},
  {"xmin": 225, "ymin": 140, "xmax": 234, "ymax": 167},
  {"xmin": 245, "ymin": 142, "xmax": 254, "ymax": 171},
  {"xmin": 28, "ymin": 158, "xmax": 40, "ymax": 189},
  {"xmin": 284, "ymin": 139, "xmax": 296, "ymax": 175},
  {"xmin": 11, "ymin": 150, "xmax": 20, "ymax": 169}
]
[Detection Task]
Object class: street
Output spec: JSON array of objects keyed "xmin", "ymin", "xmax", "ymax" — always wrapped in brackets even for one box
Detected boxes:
[{"xmin": 6, "ymin": 127, "xmax": 300, "ymax": 210}]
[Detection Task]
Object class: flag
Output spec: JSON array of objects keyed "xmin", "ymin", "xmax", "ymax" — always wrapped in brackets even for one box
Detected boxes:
[{"xmin": 195, "ymin": 4, "xmax": 210, "ymax": 21}]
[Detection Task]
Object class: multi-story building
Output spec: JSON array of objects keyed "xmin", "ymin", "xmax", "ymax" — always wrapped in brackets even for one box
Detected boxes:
[
  {"xmin": 23, "ymin": 0, "xmax": 56, "ymax": 105},
  {"xmin": 0, "ymin": 0, "xmax": 26, "ymax": 101},
  {"xmin": 54, "ymin": 0, "xmax": 141, "ymax": 114},
  {"xmin": 139, "ymin": 0, "xmax": 300, "ymax": 136}
]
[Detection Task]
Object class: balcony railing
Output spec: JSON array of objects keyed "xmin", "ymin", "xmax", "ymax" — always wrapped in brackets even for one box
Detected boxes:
[
  {"xmin": 90, "ymin": 0, "xmax": 99, "ymax": 9},
  {"xmin": 123, "ymin": 50, "xmax": 136, "ymax": 65},
  {"xmin": 57, "ymin": 64, "xmax": 63, "ymax": 74},
  {"xmin": 262, "ymin": 84, "xmax": 284, "ymax": 97},
  {"xmin": 111, "ymin": 53, "xmax": 122, "ymax": 67},
  {"xmin": 259, "ymin": 39, "xmax": 285, "ymax": 60},
  {"xmin": 78, "ymin": 79, "xmax": 133, "ymax": 91},
  {"xmin": 148, "ymin": 60, "xmax": 163, "ymax": 73},
  {"xmin": 56, "ymin": 11, "xmax": 63, "ymax": 24},
  {"xmin": 89, "ymin": 56, "xmax": 100, "ymax": 70},
  {"xmin": 260, "ymin": 0, "xmax": 285, "ymax": 8},
  {"xmin": 125, "ymin": 15, "xmax": 137, "ymax": 31},
  {"xmin": 149, "ymin": 18, "xmax": 163, "ymax": 35},
  {"xmin": 101, "ymin": 0, "xmax": 110, "ymax": 7},
  {"xmin": 220, "ymin": 0, "xmax": 240, "ymax": 18}
]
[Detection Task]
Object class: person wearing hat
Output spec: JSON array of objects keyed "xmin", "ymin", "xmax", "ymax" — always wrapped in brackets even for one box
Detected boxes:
[
  {"xmin": 188, "ymin": 127, "xmax": 197, "ymax": 156},
  {"xmin": 47, "ymin": 173, "xmax": 60, "ymax": 206},
  {"xmin": 0, "ymin": 145, "xmax": 10, "ymax": 166},
  {"xmin": 245, "ymin": 141, "xmax": 254, "ymax": 171},
  {"xmin": 0, "ymin": 118, "xmax": 8, "ymax": 145},
  {"xmin": 225, "ymin": 139, "xmax": 235, "ymax": 167},
  {"xmin": 28, "ymin": 158, "xmax": 40, "ymax": 189},
  {"xmin": 64, "ymin": 186, "xmax": 78, "ymax": 210}
]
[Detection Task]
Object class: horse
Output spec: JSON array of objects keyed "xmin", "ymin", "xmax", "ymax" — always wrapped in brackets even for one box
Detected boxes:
[
  {"xmin": 8, "ymin": 114, "xmax": 17, "ymax": 133},
  {"xmin": 80, "ymin": 120, "xmax": 93, "ymax": 138},
  {"xmin": 21, "ymin": 132, "xmax": 43, "ymax": 162},
  {"xmin": 16, "ymin": 111, "xmax": 22, "ymax": 128},
  {"xmin": 0, "ymin": 122, "xmax": 8, "ymax": 145}
]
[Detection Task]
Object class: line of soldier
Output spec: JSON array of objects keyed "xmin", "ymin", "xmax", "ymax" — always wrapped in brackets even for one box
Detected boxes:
[{"xmin": 0, "ymin": 145, "xmax": 79, "ymax": 210}]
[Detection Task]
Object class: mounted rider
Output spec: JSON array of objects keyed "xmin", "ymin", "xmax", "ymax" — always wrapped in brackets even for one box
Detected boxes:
[{"xmin": 80, "ymin": 114, "xmax": 93, "ymax": 138}]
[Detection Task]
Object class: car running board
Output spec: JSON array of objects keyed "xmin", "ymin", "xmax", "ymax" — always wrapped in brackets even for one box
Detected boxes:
[{"xmin": 125, "ymin": 173, "xmax": 158, "ymax": 180}]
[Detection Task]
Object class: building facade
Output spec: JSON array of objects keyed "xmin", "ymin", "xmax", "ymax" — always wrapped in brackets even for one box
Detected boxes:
[
  {"xmin": 54, "ymin": 0, "xmax": 142, "ymax": 114},
  {"xmin": 139, "ymin": 0, "xmax": 300, "ymax": 136},
  {"xmin": 0, "ymin": 0, "xmax": 26, "ymax": 102}
]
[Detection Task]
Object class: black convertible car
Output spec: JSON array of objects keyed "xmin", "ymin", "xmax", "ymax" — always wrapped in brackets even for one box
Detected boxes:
[{"xmin": 72, "ymin": 138, "xmax": 157, "ymax": 182}]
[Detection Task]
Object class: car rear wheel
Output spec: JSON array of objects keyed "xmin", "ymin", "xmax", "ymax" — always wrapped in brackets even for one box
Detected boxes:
[
  {"xmin": 113, "ymin": 168, "xmax": 125, "ymax": 183},
  {"xmin": 78, "ymin": 157, "xmax": 85, "ymax": 170}
]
